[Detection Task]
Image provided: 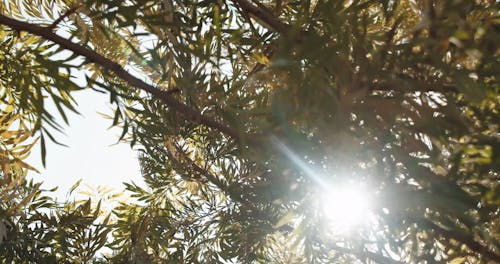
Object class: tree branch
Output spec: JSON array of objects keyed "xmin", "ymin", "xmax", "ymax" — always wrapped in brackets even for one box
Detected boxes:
[
  {"xmin": 0, "ymin": 14, "xmax": 238, "ymax": 140},
  {"xmin": 165, "ymin": 140, "xmax": 248, "ymax": 204},
  {"xmin": 415, "ymin": 218, "xmax": 500, "ymax": 262},
  {"xmin": 232, "ymin": 0, "xmax": 290, "ymax": 34}
]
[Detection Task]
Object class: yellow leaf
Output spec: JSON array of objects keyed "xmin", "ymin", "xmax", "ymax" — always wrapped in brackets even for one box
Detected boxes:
[
  {"xmin": 449, "ymin": 257, "xmax": 467, "ymax": 264},
  {"xmin": 15, "ymin": 159, "xmax": 40, "ymax": 173},
  {"xmin": 0, "ymin": 131, "xmax": 20, "ymax": 138},
  {"xmin": 252, "ymin": 53, "xmax": 271, "ymax": 65}
]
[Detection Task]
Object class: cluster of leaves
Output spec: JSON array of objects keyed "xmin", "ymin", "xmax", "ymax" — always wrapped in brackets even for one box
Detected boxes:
[
  {"xmin": 0, "ymin": 110, "xmax": 110, "ymax": 263},
  {"xmin": 0, "ymin": 0, "xmax": 499, "ymax": 263},
  {"xmin": 0, "ymin": 16, "xmax": 82, "ymax": 165}
]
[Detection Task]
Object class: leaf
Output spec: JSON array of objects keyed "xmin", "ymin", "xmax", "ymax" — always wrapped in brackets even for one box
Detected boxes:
[
  {"xmin": 68, "ymin": 179, "xmax": 82, "ymax": 196},
  {"xmin": 449, "ymin": 257, "xmax": 467, "ymax": 264},
  {"xmin": 0, "ymin": 220, "xmax": 6, "ymax": 245},
  {"xmin": 40, "ymin": 133, "xmax": 47, "ymax": 167},
  {"xmin": 15, "ymin": 159, "xmax": 40, "ymax": 173}
]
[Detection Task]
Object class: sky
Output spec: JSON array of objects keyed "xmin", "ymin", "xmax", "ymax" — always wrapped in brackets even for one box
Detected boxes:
[{"xmin": 26, "ymin": 88, "xmax": 143, "ymax": 201}]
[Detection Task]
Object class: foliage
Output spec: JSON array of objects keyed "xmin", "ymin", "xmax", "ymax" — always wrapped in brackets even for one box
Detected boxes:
[
  {"xmin": 0, "ymin": 0, "xmax": 499, "ymax": 263},
  {"xmin": 0, "ymin": 110, "xmax": 110, "ymax": 263}
]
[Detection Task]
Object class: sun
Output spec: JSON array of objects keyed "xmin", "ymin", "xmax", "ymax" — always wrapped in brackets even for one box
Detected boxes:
[{"xmin": 320, "ymin": 183, "xmax": 372, "ymax": 233}]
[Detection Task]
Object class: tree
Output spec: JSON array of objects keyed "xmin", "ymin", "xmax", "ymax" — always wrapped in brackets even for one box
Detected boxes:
[{"xmin": 0, "ymin": 0, "xmax": 499, "ymax": 263}]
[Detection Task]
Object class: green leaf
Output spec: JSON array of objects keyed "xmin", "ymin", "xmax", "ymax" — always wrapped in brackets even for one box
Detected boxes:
[{"xmin": 68, "ymin": 179, "xmax": 82, "ymax": 196}]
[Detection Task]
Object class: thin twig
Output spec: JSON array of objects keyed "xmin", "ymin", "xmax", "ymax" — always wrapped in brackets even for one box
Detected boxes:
[
  {"xmin": 415, "ymin": 217, "xmax": 500, "ymax": 262},
  {"xmin": 232, "ymin": 0, "xmax": 290, "ymax": 34},
  {"xmin": 48, "ymin": 5, "xmax": 79, "ymax": 31}
]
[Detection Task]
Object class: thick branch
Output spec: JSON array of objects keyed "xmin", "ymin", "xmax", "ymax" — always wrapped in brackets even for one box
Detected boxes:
[{"xmin": 0, "ymin": 14, "xmax": 238, "ymax": 139}]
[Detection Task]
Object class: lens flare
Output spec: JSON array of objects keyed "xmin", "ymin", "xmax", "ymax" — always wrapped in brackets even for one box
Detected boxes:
[
  {"xmin": 270, "ymin": 136, "xmax": 373, "ymax": 234},
  {"xmin": 321, "ymin": 184, "xmax": 371, "ymax": 233}
]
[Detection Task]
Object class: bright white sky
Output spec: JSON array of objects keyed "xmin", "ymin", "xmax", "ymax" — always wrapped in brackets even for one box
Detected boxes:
[{"xmin": 26, "ymin": 88, "xmax": 143, "ymax": 201}]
